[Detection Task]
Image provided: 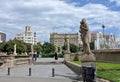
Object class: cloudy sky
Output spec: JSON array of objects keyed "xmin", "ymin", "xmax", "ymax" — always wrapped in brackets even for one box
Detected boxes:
[{"xmin": 0, "ymin": 0, "xmax": 120, "ymax": 42}]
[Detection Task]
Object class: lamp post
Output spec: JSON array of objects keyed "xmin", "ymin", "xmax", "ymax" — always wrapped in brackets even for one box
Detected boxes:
[
  {"xmin": 102, "ymin": 25, "xmax": 105, "ymax": 49},
  {"xmin": 102, "ymin": 25, "xmax": 105, "ymax": 37}
]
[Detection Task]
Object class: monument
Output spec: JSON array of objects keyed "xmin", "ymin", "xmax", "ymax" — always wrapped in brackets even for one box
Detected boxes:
[
  {"xmin": 79, "ymin": 18, "xmax": 95, "ymax": 62},
  {"xmin": 27, "ymin": 44, "xmax": 34, "ymax": 64},
  {"xmin": 31, "ymin": 44, "xmax": 34, "ymax": 58},
  {"xmin": 79, "ymin": 18, "xmax": 96, "ymax": 82},
  {"xmin": 64, "ymin": 35, "xmax": 70, "ymax": 53},
  {"xmin": 64, "ymin": 35, "xmax": 71, "ymax": 61},
  {"xmin": 13, "ymin": 44, "xmax": 17, "ymax": 55}
]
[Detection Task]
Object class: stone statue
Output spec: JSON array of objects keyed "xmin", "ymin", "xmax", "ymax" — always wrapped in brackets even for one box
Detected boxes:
[
  {"xmin": 79, "ymin": 18, "xmax": 96, "ymax": 82},
  {"xmin": 14, "ymin": 44, "xmax": 16, "ymax": 51},
  {"xmin": 64, "ymin": 35, "xmax": 70, "ymax": 53},
  {"xmin": 13, "ymin": 44, "xmax": 17, "ymax": 55},
  {"xmin": 64, "ymin": 36, "xmax": 67, "ymax": 50},
  {"xmin": 64, "ymin": 35, "xmax": 71, "ymax": 61},
  {"xmin": 31, "ymin": 44, "xmax": 34, "ymax": 56},
  {"xmin": 79, "ymin": 18, "xmax": 91, "ymax": 54}
]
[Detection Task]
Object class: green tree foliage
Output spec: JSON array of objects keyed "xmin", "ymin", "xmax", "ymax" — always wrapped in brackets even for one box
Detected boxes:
[
  {"xmin": 62, "ymin": 43, "xmax": 79, "ymax": 53},
  {"xmin": 42, "ymin": 42, "xmax": 55, "ymax": 53},
  {"xmin": 0, "ymin": 40, "xmax": 27, "ymax": 54},
  {"xmin": 90, "ymin": 42, "xmax": 94, "ymax": 50},
  {"xmin": 4, "ymin": 40, "xmax": 14, "ymax": 53},
  {"xmin": 33, "ymin": 42, "xmax": 42, "ymax": 54},
  {"xmin": 0, "ymin": 40, "xmax": 56, "ymax": 56},
  {"xmin": 15, "ymin": 40, "xmax": 27, "ymax": 54},
  {"xmin": 0, "ymin": 42, "xmax": 6, "ymax": 52},
  {"xmin": 70, "ymin": 44, "xmax": 79, "ymax": 53},
  {"xmin": 26, "ymin": 43, "xmax": 31, "ymax": 53},
  {"xmin": 57, "ymin": 46, "xmax": 61, "ymax": 53}
]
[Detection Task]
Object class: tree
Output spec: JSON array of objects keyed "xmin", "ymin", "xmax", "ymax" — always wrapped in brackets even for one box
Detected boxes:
[
  {"xmin": 0, "ymin": 42, "xmax": 6, "ymax": 52},
  {"xmin": 26, "ymin": 43, "xmax": 31, "ymax": 53},
  {"xmin": 90, "ymin": 42, "xmax": 95, "ymax": 50},
  {"xmin": 42, "ymin": 42, "xmax": 55, "ymax": 53},
  {"xmin": 57, "ymin": 46, "xmax": 61, "ymax": 53},
  {"xmin": 70, "ymin": 44, "xmax": 79, "ymax": 53},
  {"xmin": 0, "ymin": 39, "xmax": 27, "ymax": 54},
  {"xmin": 33, "ymin": 42, "xmax": 42, "ymax": 54},
  {"xmin": 62, "ymin": 43, "xmax": 79, "ymax": 53},
  {"xmin": 5, "ymin": 40, "xmax": 14, "ymax": 54}
]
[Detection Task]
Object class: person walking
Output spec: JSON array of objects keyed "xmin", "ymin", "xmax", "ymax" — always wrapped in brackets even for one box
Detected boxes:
[
  {"xmin": 54, "ymin": 52, "xmax": 58, "ymax": 63},
  {"xmin": 33, "ymin": 52, "xmax": 37, "ymax": 61}
]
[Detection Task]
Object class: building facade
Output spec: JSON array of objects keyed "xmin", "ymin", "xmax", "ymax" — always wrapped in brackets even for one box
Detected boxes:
[
  {"xmin": 14, "ymin": 26, "xmax": 37, "ymax": 45},
  {"xmin": 50, "ymin": 33, "xmax": 79, "ymax": 47},
  {"xmin": 91, "ymin": 32, "xmax": 98, "ymax": 42},
  {"xmin": 0, "ymin": 32, "xmax": 6, "ymax": 43}
]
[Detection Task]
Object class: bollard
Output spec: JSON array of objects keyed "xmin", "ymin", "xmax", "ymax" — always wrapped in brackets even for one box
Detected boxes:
[
  {"xmin": 52, "ymin": 68, "xmax": 54, "ymax": 77},
  {"xmin": 29, "ymin": 68, "xmax": 31, "ymax": 76},
  {"xmin": 8, "ymin": 68, "xmax": 10, "ymax": 75}
]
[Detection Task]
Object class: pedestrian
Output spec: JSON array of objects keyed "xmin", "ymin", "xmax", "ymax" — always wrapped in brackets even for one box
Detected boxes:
[
  {"xmin": 54, "ymin": 52, "xmax": 58, "ymax": 63},
  {"xmin": 33, "ymin": 52, "xmax": 37, "ymax": 61}
]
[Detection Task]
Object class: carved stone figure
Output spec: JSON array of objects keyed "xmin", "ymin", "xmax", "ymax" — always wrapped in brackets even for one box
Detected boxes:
[
  {"xmin": 14, "ymin": 44, "xmax": 16, "ymax": 52},
  {"xmin": 13, "ymin": 44, "xmax": 17, "ymax": 55},
  {"xmin": 31, "ymin": 44, "xmax": 34, "ymax": 56},
  {"xmin": 79, "ymin": 18, "xmax": 91, "ymax": 54},
  {"xmin": 64, "ymin": 35, "xmax": 70, "ymax": 53},
  {"xmin": 79, "ymin": 19, "xmax": 96, "ymax": 82},
  {"xmin": 64, "ymin": 35, "xmax": 71, "ymax": 61}
]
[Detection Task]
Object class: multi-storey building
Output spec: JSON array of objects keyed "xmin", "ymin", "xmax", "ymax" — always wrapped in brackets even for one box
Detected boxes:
[
  {"xmin": 0, "ymin": 32, "xmax": 6, "ymax": 43},
  {"xmin": 14, "ymin": 26, "xmax": 37, "ymax": 45},
  {"xmin": 91, "ymin": 32, "xmax": 98, "ymax": 42},
  {"xmin": 50, "ymin": 33, "xmax": 79, "ymax": 47}
]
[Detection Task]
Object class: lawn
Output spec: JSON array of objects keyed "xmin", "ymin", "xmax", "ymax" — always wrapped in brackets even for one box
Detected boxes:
[{"xmin": 72, "ymin": 61, "xmax": 120, "ymax": 82}]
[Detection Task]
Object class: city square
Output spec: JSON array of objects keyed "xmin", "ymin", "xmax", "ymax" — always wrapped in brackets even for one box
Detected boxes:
[{"xmin": 0, "ymin": 0, "xmax": 120, "ymax": 82}]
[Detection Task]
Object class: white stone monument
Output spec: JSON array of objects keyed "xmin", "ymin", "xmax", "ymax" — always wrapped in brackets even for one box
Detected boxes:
[
  {"xmin": 64, "ymin": 35, "xmax": 71, "ymax": 61},
  {"xmin": 13, "ymin": 44, "xmax": 17, "ymax": 55}
]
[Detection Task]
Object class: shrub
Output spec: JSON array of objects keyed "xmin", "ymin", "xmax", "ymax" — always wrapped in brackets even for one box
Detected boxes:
[{"xmin": 42, "ymin": 53, "xmax": 54, "ymax": 58}]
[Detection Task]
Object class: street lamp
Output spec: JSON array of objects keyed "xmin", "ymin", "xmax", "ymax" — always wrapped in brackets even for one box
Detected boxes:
[
  {"xmin": 102, "ymin": 25, "xmax": 105, "ymax": 37},
  {"xmin": 102, "ymin": 25, "xmax": 105, "ymax": 49}
]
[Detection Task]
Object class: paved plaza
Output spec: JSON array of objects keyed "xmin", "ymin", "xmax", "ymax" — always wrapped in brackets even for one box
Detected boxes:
[
  {"xmin": 0, "ymin": 58, "xmax": 108, "ymax": 82},
  {"xmin": 0, "ymin": 58, "xmax": 80, "ymax": 82}
]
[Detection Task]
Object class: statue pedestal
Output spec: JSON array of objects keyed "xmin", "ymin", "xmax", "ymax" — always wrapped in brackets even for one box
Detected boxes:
[
  {"xmin": 81, "ymin": 53, "xmax": 96, "ymax": 82},
  {"xmin": 81, "ymin": 53, "xmax": 95, "ymax": 64},
  {"xmin": 13, "ymin": 53, "xmax": 17, "ymax": 56},
  {"xmin": 29, "ymin": 57, "xmax": 33, "ymax": 64},
  {"xmin": 64, "ymin": 50, "xmax": 71, "ymax": 61}
]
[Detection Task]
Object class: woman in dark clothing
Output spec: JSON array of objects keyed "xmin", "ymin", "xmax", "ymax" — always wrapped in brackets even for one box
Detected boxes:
[{"xmin": 54, "ymin": 52, "xmax": 58, "ymax": 63}]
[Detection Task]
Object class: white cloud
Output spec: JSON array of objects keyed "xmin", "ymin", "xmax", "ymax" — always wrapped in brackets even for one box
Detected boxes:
[{"xmin": 0, "ymin": 0, "xmax": 120, "ymax": 42}]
